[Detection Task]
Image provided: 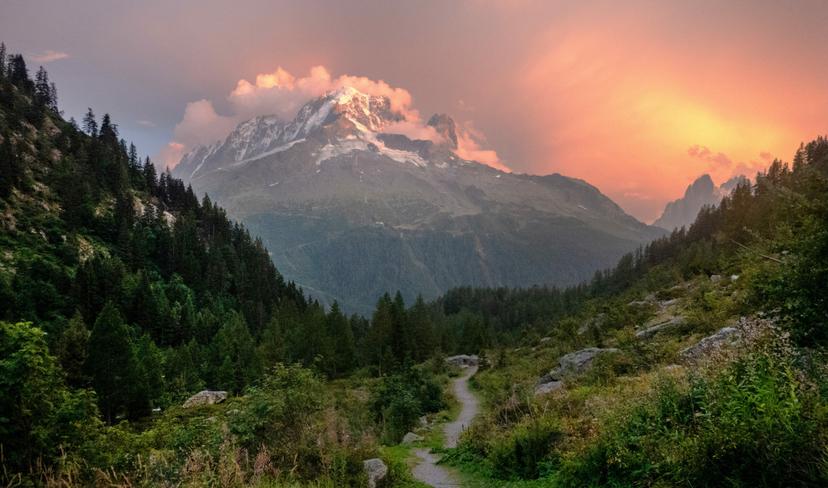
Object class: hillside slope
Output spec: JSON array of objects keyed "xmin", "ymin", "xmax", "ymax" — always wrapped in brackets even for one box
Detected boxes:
[{"xmin": 175, "ymin": 87, "xmax": 663, "ymax": 312}]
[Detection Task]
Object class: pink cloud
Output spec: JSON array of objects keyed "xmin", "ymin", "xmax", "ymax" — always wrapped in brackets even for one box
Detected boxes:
[
  {"xmin": 30, "ymin": 50, "xmax": 69, "ymax": 63},
  {"xmin": 687, "ymin": 144, "xmax": 733, "ymax": 168},
  {"xmin": 455, "ymin": 121, "xmax": 510, "ymax": 172},
  {"xmin": 164, "ymin": 66, "xmax": 507, "ymax": 172}
]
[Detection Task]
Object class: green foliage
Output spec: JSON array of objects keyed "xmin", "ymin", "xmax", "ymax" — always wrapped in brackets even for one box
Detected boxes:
[
  {"xmin": 558, "ymin": 346, "xmax": 828, "ymax": 487},
  {"xmin": 371, "ymin": 366, "xmax": 445, "ymax": 443},
  {"xmin": 488, "ymin": 418, "xmax": 561, "ymax": 480},
  {"xmin": 85, "ymin": 302, "xmax": 149, "ymax": 421},
  {"xmin": 0, "ymin": 321, "xmax": 101, "ymax": 481}
]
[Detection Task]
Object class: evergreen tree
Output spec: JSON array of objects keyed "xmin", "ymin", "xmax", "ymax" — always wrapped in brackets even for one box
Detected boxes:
[
  {"xmin": 84, "ymin": 302, "xmax": 146, "ymax": 422},
  {"xmin": 7, "ymin": 54, "xmax": 31, "ymax": 91},
  {"xmin": 56, "ymin": 311, "xmax": 90, "ymax": 388},
  {"xmin": 326, "ymin": 301, "xmax": 356, "ymax": 376},
  {"xmin": 82, "ymin": 108, "xmax": 97, "ymax": 137},
  {"xmin": 0, "ymin": 42, "xmax": 6, "ymax": 76},
  {"xmin": 34, "ymin": 66, "xmax": 51, "ymax": 106}
]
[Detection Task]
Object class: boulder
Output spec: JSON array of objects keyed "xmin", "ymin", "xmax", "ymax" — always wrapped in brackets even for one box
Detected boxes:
[
  {"xmin": 183, "ymin": 390, "xmax": 227, "ymax": 408},
  {"xmin": 445, "ymin": 354, "xmax": 479, "ymax": 367},
  {"xmin": 635, "ymin": 316, "xmax": 686, "ymax": 339},
  {"xmin": 402, "ymin": 432, "xmax": 424, "ymax": 444},
  {"xmin": 534, "ymin": 380, "xmax": 564, "ymax": 396},
  {"xmin": 539, "ymin": 347, "xmax": 620, "ymax": 384},
  {"xmin": 681, "ymin": 327, "xmax": 741, "ymax": 360},
  {"xmin": 710, "ymin": 274, "xmax": 723, "ymax": 283},
  {"xmin": 363, "ymin": 458, "xmax": 388, "ymax": 488}
]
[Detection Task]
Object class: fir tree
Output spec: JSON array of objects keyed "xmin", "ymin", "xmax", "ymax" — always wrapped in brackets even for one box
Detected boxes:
[
  {"xmin": 82, "ymin": 108, "xmax": 97, "ymax": 137},
  {"xmin": 56, "ymin": 311, "xmax": 90, "ymax": 388},
  {"xmin": 84, "ymin": 302, "xmax": 147, "ymax": 422}
]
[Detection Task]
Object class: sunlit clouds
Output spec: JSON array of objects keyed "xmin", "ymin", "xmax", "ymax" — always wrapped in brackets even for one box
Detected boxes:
[
  {"xmin": 161, "ymin": 66, "xmax": 507, "ymax": 172},
  {"xmin": 7, "ymin": 1, "xmax": 828, "ymax": 221},
  {"xmin": 30, "ymin": 50, "xmax": 69, "ymax": 63}
]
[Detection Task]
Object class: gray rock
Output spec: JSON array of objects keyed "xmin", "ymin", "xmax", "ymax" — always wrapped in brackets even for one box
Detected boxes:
[
  {"xmin": 681, "ymin": 327, "xmax": 741, "ymax": 359},
  {"xmin": 539, "ymin": 347, "xmax": 620, "ymax": 383},
  {"xmin": 183, "ymin": 390, "xmax": 227, "ymax": 408},
  {"xmin": 635, "ymin": 316, "xmax": 686, "ymax": 339},
  {"xmin": 534, "ymin": 380, "xmax": 564, "ymax": 396},
  {"xmin": 446, "ymin": 354, "xmax": 479, "ymax": 367},
  {"xmin": 539, "ymin": 336, "xmax": 552, "ymax": 343},
  {"xmin": 710, "ymin": 274, "xmax": 723, "ymax": 283},
  {"xmin": 363, "ymin": 458, "xmax": 388, "ymax": 488},
  {"xmin": 402, "ymin": 432, "xmax": 424, "ymax": 444}
]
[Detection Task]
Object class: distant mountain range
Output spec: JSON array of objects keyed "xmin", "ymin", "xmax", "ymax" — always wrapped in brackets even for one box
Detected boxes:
[
  {"xmin": 174, "ymin": 87, "xmax": 664, "ymax": 312},
  {"xmin": 653, "ymin": 174, "xmax": 747, "ymax": 231}
]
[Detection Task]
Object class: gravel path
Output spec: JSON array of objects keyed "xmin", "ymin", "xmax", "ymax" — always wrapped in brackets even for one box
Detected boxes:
[{"xmin": 411, "ymin": 365, "xmax": 479, "ymax": 487}]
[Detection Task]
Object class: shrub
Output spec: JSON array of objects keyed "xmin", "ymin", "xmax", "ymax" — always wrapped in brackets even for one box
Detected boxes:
[
  {"xmin": 371, "ymin": 365, "xmax": 445, "ymax": 443},
  {"xmin": 559, "ymin": 342, "xmax": 828, "ymax": 487},
  {"xmin": 488, "ymin": 417, "xmax": 561, "ymax": 480}
]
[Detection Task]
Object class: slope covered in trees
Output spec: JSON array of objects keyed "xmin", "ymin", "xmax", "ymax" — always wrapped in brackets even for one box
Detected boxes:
[
  {"xmin": 432, "ymin": 137, "xmax": 828, "ymax": 486},
  {"xmin": 0, "ymin": 45, "xmax": 451, "ymax": 485}
]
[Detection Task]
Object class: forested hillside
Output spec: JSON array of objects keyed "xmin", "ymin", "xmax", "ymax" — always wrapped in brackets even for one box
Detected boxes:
[
  {"xmin": 0, "ymin": 46, "xmax": 450, "ymax": 486},
  {"xmin": 433, "ymin": 136, "xmax": 828, "ymax": 485}
]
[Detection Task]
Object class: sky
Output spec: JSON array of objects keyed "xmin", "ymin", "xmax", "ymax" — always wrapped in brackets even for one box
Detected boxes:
[{"xmin": 2, "ymin": 0, "xmax": 827, "ymax": 222}]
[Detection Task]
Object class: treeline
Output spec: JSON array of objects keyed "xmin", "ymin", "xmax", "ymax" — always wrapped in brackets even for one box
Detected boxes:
[{"xmin": 429, "ymin": 138, "xmax": 828, "ymax": 350}]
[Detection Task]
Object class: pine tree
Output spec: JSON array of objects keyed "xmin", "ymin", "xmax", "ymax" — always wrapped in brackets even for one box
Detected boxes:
[
  {"xmin": 82, "ymin": 108, "xmax": 97, "ymax": 137},
  {"xmin": 34, "ymin": 66, "xmax": 51, "ymax": 106},
  {"xmin": 56, "ymin": 311, "xmax": 90, "ymax": 387},
  {"xmin": 48, "ymin": 82, "xmax": 58, "ymax": 111},
  {"xmin": 7, "ymin": 55, "xmax": 31, "ymax": 91},
  {"xmin": 0, "ymin": 42, "xmax": 6, "ymax": 77},
  {"xmin": 84, "ymin": 302, "xmax": 146, "ymax": 422},
  {"xmin": 327, "ymin": 301, "xmax": 356, "ymax": 376}
]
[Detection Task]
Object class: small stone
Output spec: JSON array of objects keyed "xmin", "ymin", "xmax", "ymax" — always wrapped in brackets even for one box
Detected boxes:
[
  {"xmin": 402, "ymin": 432, "xmax": 424, "ymax": 444},
  {"xmin": 534, "ymin": 380, "xmax": 564, "ymax": 396},
  {"xmin": 363, "ymin": 458, "xmax": 388, "ymax": 488}
]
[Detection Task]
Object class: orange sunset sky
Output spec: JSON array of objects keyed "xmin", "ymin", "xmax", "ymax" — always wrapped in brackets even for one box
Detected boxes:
[{"xmin": 2, "ymin": 0, "xmax": 826, "ymax": 221}]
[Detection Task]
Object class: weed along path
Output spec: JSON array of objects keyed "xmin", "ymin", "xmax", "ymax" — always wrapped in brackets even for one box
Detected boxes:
[{"xmin": 412, "ymin": 365, "xmax": 479, "ymax": 487}]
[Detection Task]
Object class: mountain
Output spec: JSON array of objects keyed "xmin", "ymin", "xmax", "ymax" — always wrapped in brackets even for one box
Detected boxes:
[
  {"xmin": 174, "ymin": 86, "xmax": 664, "ymax": 312},
  {"xmin": 653, "ymin": 174, "xmax": 747, "ymax": 230}
]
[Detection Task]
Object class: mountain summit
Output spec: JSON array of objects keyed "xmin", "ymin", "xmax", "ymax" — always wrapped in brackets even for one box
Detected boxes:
[
  {"xmin": 654, "ymin": 174, "xmax": 748, "ymax": 230},
  {"xmin": 174, "ymin": 87, "xmax": 664, "ymax": 312}
]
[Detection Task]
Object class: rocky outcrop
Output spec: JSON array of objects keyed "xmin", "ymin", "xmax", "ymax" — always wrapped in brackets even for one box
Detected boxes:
[
  {"xmin": 681, "ymin": 327, "xmax": 741, "ymax": 360},
  {"xmin": 402, "ymin": 432, "xmax": 424, "ymax": 444},
  {"xmin": 535, "ymin": 347, "xmax": 620, "ymax": 396},
  {"xmin": 636, "ymin": 316, "xmax": 686, "ymax": 339},
  {"xmin": 534, "ymin": 379, "xmax": 564, "ymax": 396},
  {"xmin": 363, "ymin": 458, "xmax": 388, "ymax": 488},
  {"xmin": 446, "ymin": 354, "xmax": 479, "ymax": 367},
  {"xmin": 182, "ymin": 390, "xmax": 227, "ymax": 408}
]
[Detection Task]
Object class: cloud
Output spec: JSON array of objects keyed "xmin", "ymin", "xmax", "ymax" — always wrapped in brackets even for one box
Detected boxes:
[
  {"xmin": 687, "ymin": 145, "xmax": 775, "ymax": 181},
  {"xmin": 687, "ymin": 145, "xmax": 733, "ymax": 169},
  {"xmin": 30, "ymin": 50, "xmax": 69, "ymax": 63},
  {"xmin": 160, "ymin": 99, "xmax": 237, "ymax": 168},
  {"xmin": 164, "ymin": 66, "xmax": 507, "ymax": 171},
  {"xmin": 455, "ymin": 121, "xmax": 510, "ymax": 172},
  {"xmin": 157, "ymin": 142, "xmax": 185, "ymax": 170}
]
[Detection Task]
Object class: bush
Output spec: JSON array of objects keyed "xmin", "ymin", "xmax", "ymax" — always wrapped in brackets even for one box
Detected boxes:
[
  {"xmin": 371, "ymin": 365, "xmax": 445, "ymax": 443},
  {"xmin": 488, "ymin": 417, "xmax": 561, "ymax": 480},
  {"xmin": 559, "ymin": 343, "xmax": 828, "ymax": 487}
]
